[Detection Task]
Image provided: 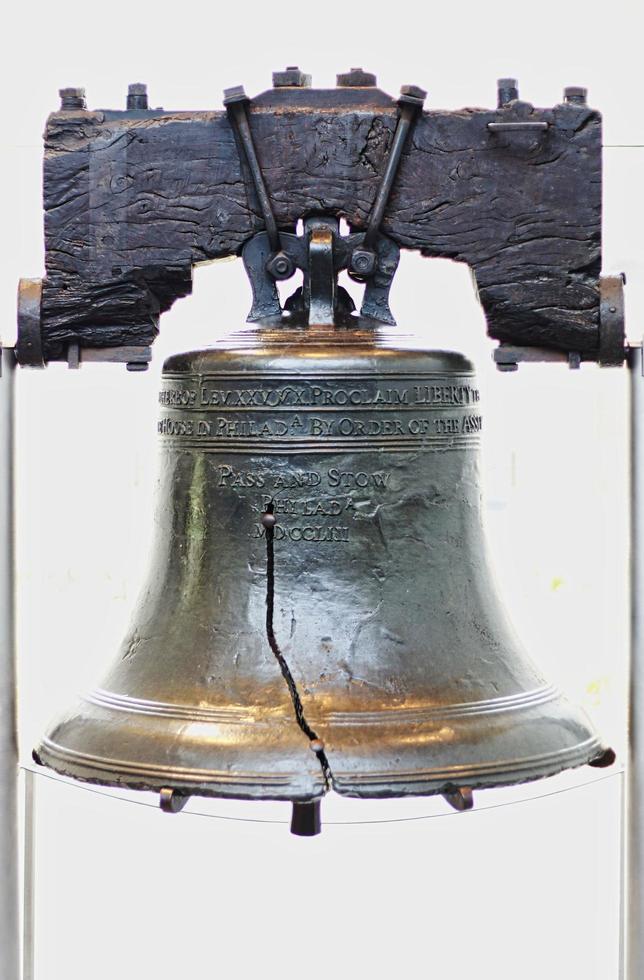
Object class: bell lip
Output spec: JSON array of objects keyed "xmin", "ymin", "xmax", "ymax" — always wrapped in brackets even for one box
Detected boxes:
[
  {"xmin": 35, "ymin": 737, "xmax": 328, "ymax": 803},
  {"xmin": 327, "ymin": 736, "xmax": 611, "ymax": 799},
  {"xmin": 35, "ymin": 735, "xmax": 609, "ymax": 805}
]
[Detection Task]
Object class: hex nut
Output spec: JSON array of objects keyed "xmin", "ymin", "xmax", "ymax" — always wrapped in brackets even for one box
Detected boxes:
[
  {"xmin": 223, "ymin": 85, "xmax": 249, "ymax": 107},
  {"xmin": 337, "ymin": 68, "xmax": 377, "ymax": 88},
  {"xmin": 350, "ymin": 248, "xmax": 377, "ymax": 277},
  {"xmin": 127, "ymin": 83, "xmax": 149, "ymax": 111},
  {"xmin": 265, "ymin": 251, "xmax": 295, "ymax": 281},
  {"xmin": 272, "ymin": 67, "xmax": 312, "ymax": 88},
  {"xmin": 59, "ymin": 87, "xmax": 86, "ymax": 110},
  {"xmin": 399, "ymin": 84, "xmax": 427, "ymax": 108},
  {"xmin": 564, "ymin": 86, "xmax": 588, "ymax": 105}
]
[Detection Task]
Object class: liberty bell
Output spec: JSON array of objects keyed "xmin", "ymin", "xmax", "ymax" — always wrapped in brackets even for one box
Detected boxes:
[{"xmin": 36, "ymin": 78, "xmax": 615, "ymax": 835}]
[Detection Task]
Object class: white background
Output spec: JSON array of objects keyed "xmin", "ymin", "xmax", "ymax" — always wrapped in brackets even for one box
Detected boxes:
[{"xmin": 2, "ymin": 1, "xmax": 643, "ymax": 977}]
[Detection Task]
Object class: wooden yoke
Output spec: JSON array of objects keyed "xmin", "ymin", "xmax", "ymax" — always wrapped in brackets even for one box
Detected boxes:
[{"xmin": 18, "ymin": 71, "xmax": 624, "ymax": 368}]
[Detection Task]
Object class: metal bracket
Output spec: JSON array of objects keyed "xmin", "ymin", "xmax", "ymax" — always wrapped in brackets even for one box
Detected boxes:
[
  {"xmin": 487, "ymin": 121, "xmax": 549, "ymax": 133},
  {"xmin": 494, "ymin": 274, "xmax": 627, "ymax": 371},
  {"xmin": 224, "ymin": 85, "xmax": 295, "ymax": 282},
  {"xmin": 66, "ymin": 343, "xmax": 152, "ymax": 372},
  {"xmin": 16, "ymin": 280, "xmax": 45, "ymax": 368},
  {"xmin": 348, "ymin": 84, "xmax": 426, "ymax": 281},
  {"xmin": 487, "ymin": 82, "xmax": 551, "ymax": 148},
  {"xmin": 229, "ymin": 81, "xmax": 426, "ymax": 326},
  {"xmin": 159, "ymin": 787, "xmax": 189, "ymax": 813},
  {"xmin": 442, "ymin": 786, "xmax": 474, "ymax": 812},
  {"xmin": 599, "ymin": 274, "xmax": 627, "ymax": 366},
  {"xmin": 242, "ymin": 221, "xmax": 400, "ymax": 326},
  {"xmin": 494, "ymin": 345, "xmax": 582, "ymax": 372},
  {"xmin": 307, "ymin": 223, "xmax": 335, "ymax": 325}
]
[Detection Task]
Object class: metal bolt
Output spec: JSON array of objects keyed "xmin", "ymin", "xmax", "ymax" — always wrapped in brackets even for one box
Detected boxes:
[
  {"xmin": 399, "ymin": 84, "xmax": 427, "ymax": 108},
  {"xmin": 497, "ymin": 78, "xmax": 519, "ymax": 107},
  {"xmin": 223, "ymin": 85, "xmax": 249, "ymax": 107},
  {"xmin": 59, "ymin": 87, "xmax": 86, "ymax": 110},
  {"xmin": 266, "ymin": 251, "xmax": 295, "ymax": 281},
  {"xmin": 127, "ymin": 83, "xmax": 148, "ymax": 111},
  {"xmin": 272, "ymin": 67, "xmax": 312, "ymax": 88},
  {"xmin": 261, "ymin": 512, "xmax": 277, "ymax": 529},
  {"xmin": 336, "ymin": 67, "xmax": 377, "ymax": 88},
  {"xmin": 309, "ymin": 739, "xmax": 325, "ymax": 753},
  {"xmin": 274, "ymin": 257, "xmax": 289, "ymax": 275},
  {"xmin": 350, "ymin": 247, "xmax": 377, "ymax": 278},
  {"xmin": 564, "ymin": 86, "xmax": 587, "ymax": 105}
]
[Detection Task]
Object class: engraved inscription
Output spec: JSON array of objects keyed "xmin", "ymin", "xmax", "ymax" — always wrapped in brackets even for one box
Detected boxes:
[
  {"xmin": 215, "ymin": 465, "xmax": 391, "ymax": 491},
  {"xmin": 158, "ymin": 375, "xmax": 482, "ymax": 450},
  {"xmin": 250, "ymin": 524, "xmax": 350, "ymax": 543},
  {"xmin": 159, "ymin": 380, "xmax": 480, "ymax": 411},
  {"xmin": 158, "ymin": 372, "xmax": 482, "ymax": 546},
  {"xmin": 158, "ymin": 413, "xmax": 482, "ymax": 440},
  {"xmin": 214, "ymin": 465, "xmax": 394, "ymax": 544}
]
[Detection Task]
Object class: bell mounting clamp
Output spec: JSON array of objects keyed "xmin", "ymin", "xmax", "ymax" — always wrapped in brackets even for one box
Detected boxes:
[{"xmin": 227, "ymin": 82, "xmax": 426, "ymax": 326}]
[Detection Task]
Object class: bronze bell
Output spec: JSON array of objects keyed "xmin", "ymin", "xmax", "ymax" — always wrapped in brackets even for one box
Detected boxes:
[{"xmin": 37, "ymin": 319, "xmax": 612, "ymax": 823}]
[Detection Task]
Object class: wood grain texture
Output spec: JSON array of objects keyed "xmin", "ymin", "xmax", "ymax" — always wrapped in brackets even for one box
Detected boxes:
[{"xmin": 41, "ymin": 87, "xmax": 601, "ymax": 360}]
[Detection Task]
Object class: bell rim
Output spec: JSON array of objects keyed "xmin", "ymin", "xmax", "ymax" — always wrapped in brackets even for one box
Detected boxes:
[{"xmin": 36, "ymin": 732, "xmax": 607, "ymax": 804}]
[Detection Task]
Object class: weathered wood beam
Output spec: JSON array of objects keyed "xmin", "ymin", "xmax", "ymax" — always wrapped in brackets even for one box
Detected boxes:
[{"xmin": 38, "ymin": 84, "xmax": 602, "ymax": 361}]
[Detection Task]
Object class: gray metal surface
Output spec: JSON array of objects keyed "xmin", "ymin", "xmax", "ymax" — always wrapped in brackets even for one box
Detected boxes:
[
  {"xmin": 38, "ymin": 325, "xmax": 607, "ymax": 803},
  {"xmin": 628, "ymin": 343, "xmax": 644, "ymax": 979},
  {"xmin": 0, "ymin": 347, "xmax": 19, "ymax": 980},
  {"xmin": 22, "ymin": 769, "xmax": 36, "ymax": 980}
]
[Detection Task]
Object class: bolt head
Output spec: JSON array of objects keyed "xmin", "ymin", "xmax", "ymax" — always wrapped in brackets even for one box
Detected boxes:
[
  {"xmin": 350, "ymin": 248, "xmax": 377, "ymax": 278},
  {"xmin": 223, "ymin": 85, "xmax": 249, "ymax": 107},
  {"xmin": 59, "ymin": 87, "xmax": 86, "ymax": 109},
  {"xmin": 266, "ymin": 251, "xmax": 295, "ymax": 281},
  {"xmin": 127, "ymin": 82, "xmax": 149, "ymax": 111},
  {"xmin": 497, "ymin": 78, "xmax": 519, "ymax": 107},
  {"xmin": 261, "ymin": 512, "xmax": 277, "ymax": 529},
  {"xmin": 309, "ymin": 739, "xmax": 325, "ymax": 753},
  {"xmin": 400, "ymin": 84, "xmax": 427, "ymax": 99},
  {"xmin": 398, "ymin": 84, "xmax": 427, "ymax": 110},
  {"xmin": 337, "ymin": 68, "xmax": 377, "ymax": 88},
  {"xmin": 272, "ymin": 68, "xmax": 312, "ymax": 88},
  {"xmin": 564, "ymin": 86, "xmax": 588, "ymax": 104}
]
